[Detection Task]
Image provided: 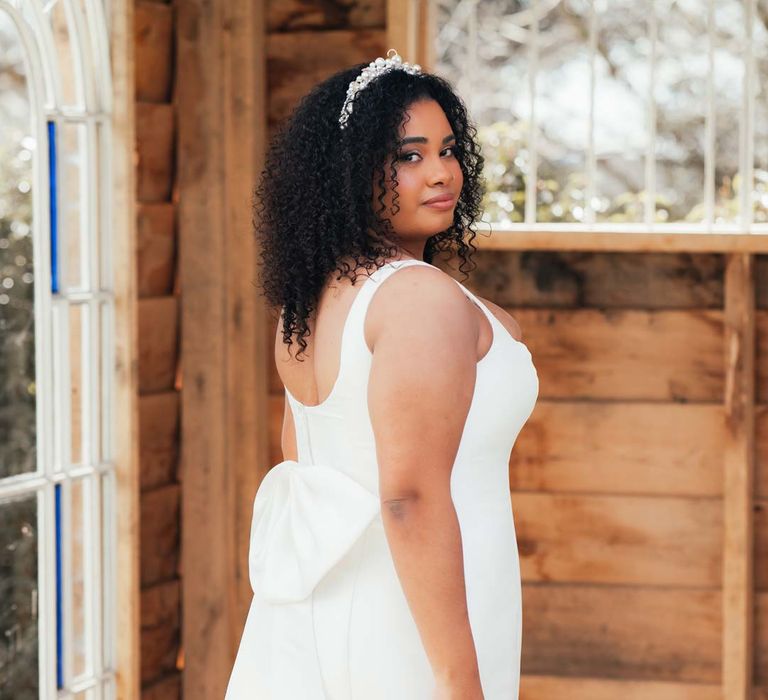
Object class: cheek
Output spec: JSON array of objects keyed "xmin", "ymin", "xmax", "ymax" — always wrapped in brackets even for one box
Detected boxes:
[{"xmin": 391, "ymin": 171, "xmax": 421, "ymax": 207}]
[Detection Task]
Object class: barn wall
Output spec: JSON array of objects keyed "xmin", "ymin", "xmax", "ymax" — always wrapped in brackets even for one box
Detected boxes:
[
  {"xmin": 134, "ymin": 0, "xmax": 182, "ymax": 698},
  {"xmin": 260, "ymin": 1, "xmax": 747, "ymax": 696},
  {"xmin": 147, "ymin": 0, "xmax": 762, "ymax": 696}
]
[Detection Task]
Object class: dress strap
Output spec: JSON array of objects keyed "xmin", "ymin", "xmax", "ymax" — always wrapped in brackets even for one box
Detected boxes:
[{"xmin": 344, "ymin": 259, "xmax": 435, "ymax": 356}]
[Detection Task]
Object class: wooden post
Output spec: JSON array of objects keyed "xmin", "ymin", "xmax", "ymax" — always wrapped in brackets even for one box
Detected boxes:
[
  {"xmin": 110, "ymin": 0, "xmax": 141, "ymax": 697},
  {"xmin": 722, "ymin": 252, "xmax": 755, "ymax": 700},
  {"xmin": 387, "ymin": 0, "xmax": 420, "ymax": 62},
  {"xmin": 176, "ymin": 0, "xmax": 268, "ymax": 697}
]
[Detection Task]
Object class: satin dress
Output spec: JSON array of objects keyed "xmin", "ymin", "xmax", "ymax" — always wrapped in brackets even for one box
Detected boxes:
[{"xmin": 225, "ymin": 259, "xmax": 539, "ymax": 699}]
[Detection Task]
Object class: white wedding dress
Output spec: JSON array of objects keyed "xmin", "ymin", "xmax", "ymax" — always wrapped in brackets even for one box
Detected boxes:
[{"xmin": 225, "ymin": 259, "xmax": 539, "ymax": 699}]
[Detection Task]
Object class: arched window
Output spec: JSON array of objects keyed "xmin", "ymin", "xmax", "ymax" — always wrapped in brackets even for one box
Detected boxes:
[
  {"xmin": 433, "ymin": 0, "xmax": 768, "ymax": 232},
  {"xmin": 0, "ymin": 1, "xmax": 116, "ymax": 698}
]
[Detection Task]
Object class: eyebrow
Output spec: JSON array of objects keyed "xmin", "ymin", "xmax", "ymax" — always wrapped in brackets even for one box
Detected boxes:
[{"xmin": 398, "ymin": 134, "xmax": 456, "ymax": 146}]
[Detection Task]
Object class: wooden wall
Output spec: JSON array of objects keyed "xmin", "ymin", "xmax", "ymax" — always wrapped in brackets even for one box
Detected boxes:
[
  {"xmin": 462, "ymin": 249, "xmax": 760, "ymax": 699},
  {"xmin": 128, "ymin": 0, "xmax": 761, "ymax": 697},
  {"xmin": 264, "ymin": 249, "xmax": 759, "ymax": 699},
  {"xmin": 260, "ymin": 1, "xmax": 761, "ymax": 697},
  {"xmin": 134, "ymin": 1, "xmax": 182, "ymax": 698}
]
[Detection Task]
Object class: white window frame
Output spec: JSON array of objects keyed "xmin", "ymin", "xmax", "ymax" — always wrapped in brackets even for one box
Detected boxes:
[
  {"xmin": 426, "ymin": 0, "xmax": 765, "ymax": 237},
  {"xmin": 0, "ymin": 1, "xmax": 134, "ymax": 698}
]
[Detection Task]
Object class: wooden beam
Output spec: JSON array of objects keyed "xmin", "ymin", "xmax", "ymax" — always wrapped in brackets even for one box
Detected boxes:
[
  {"xmin": 722, "ymin": 253, "xmax": 756, "ymax": 699},
  {"xmin": 109, "ymin": 0, "xmax": 141, "ymax": 698},
  {"xmin": 475, "ymin": 229, "xmax": 768, "ymax": 253},
  {"xmin": 176, "ymin": 0, "xmax": 267, "ymax": 697},
  {"xmin": 387, "ymin": 0, "xmax": 420, "ymax": 61},
  {"xmin": 520, "ymin": 674, "xmax": 721, "ymax": 700}
]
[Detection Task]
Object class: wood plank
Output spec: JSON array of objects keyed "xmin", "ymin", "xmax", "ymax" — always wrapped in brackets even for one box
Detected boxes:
[
  {"xmin": 520, "ymin": 674, "xmax": 721, "ymax": 700},
  {"xmin": 756, "ymin": 500, "xmax": 768, "ymax": 591},
  {"xmin": 267, "ymin": 0, "xmax": 384, "ymax": 31},
  {"xmin": 473, "ymin": 229, "xmax": 768, "ymax": 253},
  {"xmin": 515, "ymin": 492, "xmax": 721, "ymax": 587},
  {"xmin": 722, "ymin": 253, "xmax": 756, "ymax": 699},
  {"xmin": 758, "ymin": 406, "xmax": 768, "ymax": 497},
  {"xmin": 521, "ymin": 583, "xmax": 721, "ymax": 684},
  {"xmin": 135, "ymin": 1, "xmax": 173, "ymax": 102},
  {"xmin": 387, "ymin": 0, "xmax": 418, "ymax": 63},
  {"xmin": 758, "ymin": 314, "xmax": 768, "ymax": 404},
  {"xmin": 465, "ymin": 250, "xmax": 724, "ymax": 309},
  {"xmin": 141, "ymin": 673, "xmax": 180, "ymax": 700},
  {"xmin": 268, "ymin": 312, "xmax": 729, "ymax": 402},
  {"xmin": 136, "ymin": 102, "xmax": 174, "ymax": 202},
  {"xmin": 757, "ymin": 255, "xmax": 768, "ymax": 309},
  {"xmin": 139, "ymin": 392, "xmax": 179, "ymax": 491},
  {"xmin": 754, "ymin": 592, "xmax": 768, "ymax": 685},
  {"xmin": 111, "ymin": 0, "xmax": 141, "ymax": 697},
  {"xmin": 266, "ymin": 29, "xmax": 386, "ymax": 126},
  {"xmin": 268, "ymin": 308, "xmax": 726, "ymax": 401},
  {"xmin": 176, "ymin": 0, "xmax": 267, "ymax": 697},
  {"xmin": 140, "ymin": 484, "xmax": 180, "ymax": 586},
  {"xmin": 515, "ymin": 308, "xmax": 723, "ymax": 401},
  {"xmin": 137, "ymin": 203, "xmax": 175, "ymax": 298},
  {"xmin": 510, "ymin": 401, "xmax": 724, "ymax": 497},
  {"xmin": 140, "ymin": 580, "xmax": 180, "ymax": 684},
  {"xmin": 138, "ymin": 297, "xmax": 179, "ymax": 393},
  {"xmin": 268, "ymin": 393, "xmax": 284, "ymax": 467}
]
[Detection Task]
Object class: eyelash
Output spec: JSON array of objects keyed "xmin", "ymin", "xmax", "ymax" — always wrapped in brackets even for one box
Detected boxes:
[{"xmin": 398, "ymin": 146, "xmax": 457, "ymax": 162}]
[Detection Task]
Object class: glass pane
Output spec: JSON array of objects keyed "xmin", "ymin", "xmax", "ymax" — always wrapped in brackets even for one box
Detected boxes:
[
  {"xmin": 100, "ymin": 471, "xmax": 115, "ymax": 671},
  {"xmin": 60, "ymin": 122, "xmax": 89, "ymax": 291},
  {"xmin": 71, "ymin": 477, "xmax": 93, "ymax": 678},
  {"xmin": 535, "ymin": 0, "xmax": 590, "ymax": 223},
  {"xmin": 99, "ymin": 301, "xmax": 110, "ymax": 463},
  {"xmin": 753, "ymin": 0, "xmax": 768, "ymax": 223},
  {"xmin": 713, "ymin": 0, "xmax": 744, "ymax": 224},
  {"xmin": 0, "ymin": 11, "xmax": 37, "ymax": 479},
  {"xmin": 45, "ymin": 0, "xmax": 85, "ymax": 110},
  {"xmin": 655, "ymin": 0, "xmax": 707, "ymax": 223},
  {"xmin": 594, "ymin": 0, "xmax": 649, "ymax": 224},
  {"xmin": 70, "ymin": 303, "xmax": 85, "ymax": 466},
  {"xmin": 435, "ymin": 1, "xmax": 533, "ymax": 225},
  {"xmin": 0, "ymin": 494, "xmax": 39, "ymax": 700}
]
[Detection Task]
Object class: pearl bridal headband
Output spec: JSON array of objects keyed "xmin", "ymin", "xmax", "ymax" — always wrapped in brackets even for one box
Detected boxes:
[{"xmin": 338, "ymin": 48, "xmax": 423, "ymax": 130}]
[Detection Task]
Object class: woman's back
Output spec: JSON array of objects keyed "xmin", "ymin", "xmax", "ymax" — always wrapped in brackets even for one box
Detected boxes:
[{"xmin": 226, "ymin": 258, "xmax": 539, "ymax": 699}]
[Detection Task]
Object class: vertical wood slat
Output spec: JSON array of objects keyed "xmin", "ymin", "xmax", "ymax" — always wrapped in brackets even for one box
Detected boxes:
[
  {"xmin": 110, "ymin": 0, "xmax": 141, "ymax": 698},
  {"xmin": 387, "ymin": 0, "xmax": 420, "ymax": 61},
  {"xmin": 722, "ymin": 253, "xmax": 756, "ymax": 699},
  {"xmin": 176, "ymin": 0, "xmax": 267, "ymax": 697}
]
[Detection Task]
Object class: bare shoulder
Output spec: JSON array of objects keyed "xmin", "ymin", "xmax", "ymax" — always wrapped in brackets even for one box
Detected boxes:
[
  {"xmin": 474, "ymin": 294, "xmax": 524, "ymax": 342},
  {"xmin": 364, "ymin": 263, "xmax": 476, "ymax": 354}
]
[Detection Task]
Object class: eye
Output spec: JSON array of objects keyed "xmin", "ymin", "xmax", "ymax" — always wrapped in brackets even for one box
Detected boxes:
[{"xmin": 397, "ymin": 146, "xmax": 457, "ymax": 162}]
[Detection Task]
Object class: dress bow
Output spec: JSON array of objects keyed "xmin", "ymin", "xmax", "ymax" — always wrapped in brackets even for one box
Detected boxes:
[{"xmin": 248, "ymin": 459, "xmax": 381, "ymax": 603}]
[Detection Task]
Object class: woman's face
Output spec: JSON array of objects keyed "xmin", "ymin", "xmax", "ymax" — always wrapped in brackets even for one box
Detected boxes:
[{"xmin": 373, "ymin": 98, "xmax": 464, "ymax": 242}]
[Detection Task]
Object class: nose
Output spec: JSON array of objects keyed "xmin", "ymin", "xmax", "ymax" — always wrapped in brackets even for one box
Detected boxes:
[{"xmin": 427, "ymin": 153, "xmax": 454, "ymax": 186}]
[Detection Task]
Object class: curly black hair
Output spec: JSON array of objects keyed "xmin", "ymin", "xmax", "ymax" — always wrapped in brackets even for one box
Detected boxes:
[{"xmin": 255, "ymin": 60, "xmax": 488, "ymax": 361}]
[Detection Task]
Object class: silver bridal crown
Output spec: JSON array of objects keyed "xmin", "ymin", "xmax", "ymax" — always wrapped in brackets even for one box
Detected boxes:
[{"xmin": 338, "ymin": 48, "xmax": 422, "ymax": 130}]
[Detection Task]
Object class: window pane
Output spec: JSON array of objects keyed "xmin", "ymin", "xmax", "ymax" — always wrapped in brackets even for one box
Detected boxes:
[
  {"xmin": 0, "ymin": 494, "xmax": 39, "ymax": 699},
  {"xmin": 655, "ymin": 0, "xmax": 707, "ymax": 223},
  {"xmin": 594, "ymin": 0, "xmax": 649, "ymax": 224},
  {"xmin": 753, "ymin": 0, "xmax": 768, "ymax": 223},
  {"xmin": 46, "ymin": 0, "xmax": 85, "ymax": 110},
  {"xmin": 69, "ymin": 303, "xmax": 85, "ymax": 466},
  {"xmin": 60, "ymin": 123, "xmax": 89, "ymax": 291},
  {"xmin": 534, "ymin": 0, "xmax": 590, "ymax": 223},
  {"xmin": 713, "ymin": 0, "xmax": 744, "ymax": 224},
  {"xmin": 71, "ymin": 477, "xmax": 92, "ymax": 679},
  {"xmin": 0, "ymin": 11, "xmax": 37, "ymax": 479}
]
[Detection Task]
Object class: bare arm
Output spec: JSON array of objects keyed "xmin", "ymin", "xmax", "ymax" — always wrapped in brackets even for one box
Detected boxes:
[{"xmin": 367, "ymin": 267, "xmax": 484, "ymax": 697}]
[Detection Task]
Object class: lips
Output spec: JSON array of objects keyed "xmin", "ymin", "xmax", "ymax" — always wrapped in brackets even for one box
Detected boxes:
[{"xmin": 423, "ymin": 194, "xmax": 455, "ymax": 205}]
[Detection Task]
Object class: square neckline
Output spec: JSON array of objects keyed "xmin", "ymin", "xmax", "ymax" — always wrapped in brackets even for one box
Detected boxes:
[{"xmin": 283, "ymin": 259, "xmax": 530, "ymax": 411}]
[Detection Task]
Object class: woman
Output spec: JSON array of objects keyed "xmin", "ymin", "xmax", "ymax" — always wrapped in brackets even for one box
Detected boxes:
[{"xmin": 225, "ymin": 50, "xmax": 539, "ymax": 700}]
